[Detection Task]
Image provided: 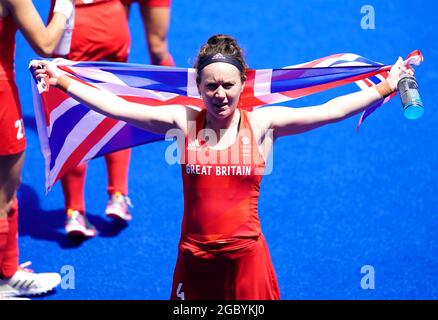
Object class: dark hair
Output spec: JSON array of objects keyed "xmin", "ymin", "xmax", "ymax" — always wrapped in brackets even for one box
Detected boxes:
[{"xmin": 194, "ymin": 34, "xmax": 247, "ymax": 84}]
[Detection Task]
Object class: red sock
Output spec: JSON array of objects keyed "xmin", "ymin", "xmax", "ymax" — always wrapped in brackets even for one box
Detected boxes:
[
  {"xmin": 1, "ymin": 198, "xmax": 19, "ymax": 278},
  {"xmin": 0, "ymin": 218, "xmax": 8, "ymax": 278},
  {"xmin": 61, "ymin": 163, "xmax": 87, "ymax": 212},
  {"xmin": 158, "ymin": 53, "xmax": 175, "ymax": 67},
  {"xmin": 105, "ymin": 149, "xmax": 131, "ymax": 196}
]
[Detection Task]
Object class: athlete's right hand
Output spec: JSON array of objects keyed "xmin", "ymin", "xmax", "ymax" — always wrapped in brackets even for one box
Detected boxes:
[{"xmin": 30, "ymin": 59, "xmax": 64, "ymax": 87}]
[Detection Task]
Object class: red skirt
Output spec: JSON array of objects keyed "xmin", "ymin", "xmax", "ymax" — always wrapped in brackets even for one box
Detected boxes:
[
  {"xmin": 170, "ymin": 234, "xmax": 280, "ymax": 300},
  {"xmin": 0, "ymin": 80, "xmax": 25, "ymax": 155},
  {"xmin": 68, "ymin": 0, "xmax": 130, "ymax": 62},
  {"xmin": 120, "ymin": 0, "xmax": 171, "ymax": 7}
]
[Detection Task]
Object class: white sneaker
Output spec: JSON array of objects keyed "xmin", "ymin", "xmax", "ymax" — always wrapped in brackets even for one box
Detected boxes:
[
  {"xmin": 0, "ymin": 265, "xmax": 61, "ymax": 298},
  {"xmin": 0, "ymin": 296, "xmax": 31, "ymax": 300},
  {"xmin": 65, "ymin": 209, "xmax": 97, "ymax": 238},
  {"xmin": 105, "ymin": 192, "xmax": 133, "ymax": 222}
]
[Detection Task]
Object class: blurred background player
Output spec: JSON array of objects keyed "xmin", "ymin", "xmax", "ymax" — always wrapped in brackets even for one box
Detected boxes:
[
  {"xmin": 49, "ymin": 0, "xmax": 133, "ymax": 239},
  {"xmin": 0, "ymin": 0, "xmax": 73, "ymax": 297},
  {"xmin": 122, "ymin": 0, "xmax": 175, "ymax": 67}
]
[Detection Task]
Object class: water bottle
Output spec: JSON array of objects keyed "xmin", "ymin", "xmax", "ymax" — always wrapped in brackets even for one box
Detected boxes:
[
  {"xmin": 397, "ymin": 74, "xmax": 424, "ymax": 120},
  {"xmin": 53, "ymin": 4, "xmax": 75, "ymax": 56}
]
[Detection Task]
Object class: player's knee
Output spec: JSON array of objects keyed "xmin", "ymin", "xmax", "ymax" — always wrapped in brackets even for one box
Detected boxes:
[
  {"xmin": 147, "ymin": 36, "xmax": 168, "ymax": 61},
  {"xmin": 0, "ymin": 175, "xmax": 20, "ymax": 216},
  {"xmin": 6, "ymin": 173, "xmax": 22, "ymax": 195}
]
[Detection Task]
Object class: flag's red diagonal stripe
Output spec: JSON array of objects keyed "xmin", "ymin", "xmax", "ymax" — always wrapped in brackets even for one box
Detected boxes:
[
  {"xmin": 362, "ymin": 78, "xmax": 373, "ymax": 87},
  {"xmin": 54, "ymin": 117, "xmax": 119, "ymax": 182},
  {"xmin": 41, "ymin": 88, "xmax": 71, "ymax": 125},
  {"xmin": 41, "ymin": 73, "xmax": 98, "ymax": 125}
]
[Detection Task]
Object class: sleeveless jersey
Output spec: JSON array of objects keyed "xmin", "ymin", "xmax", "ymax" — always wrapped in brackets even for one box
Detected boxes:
[
  {"xmin": 0, "ymin": 14, "xmax": 17, "ymax": 80},
  {"xmin": 180, "ymin": 109, "xmax": 266, "ymax": 252}
]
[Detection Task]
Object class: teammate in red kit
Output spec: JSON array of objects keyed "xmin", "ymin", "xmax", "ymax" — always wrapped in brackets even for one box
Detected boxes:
[
  {"xmin": 0, "ymin": 0, "xmax": 74, "ymax": 298},
  {"xmin": 32, "ymin": 34, "xmax": 412, "ymax": 299},
  {"xmin": 48, "ymin": 0, "xmax": 133, "ymax": 238},
  {"xmin": 121, "ymin": 0, "xmax": 174, "ymax": 67}
]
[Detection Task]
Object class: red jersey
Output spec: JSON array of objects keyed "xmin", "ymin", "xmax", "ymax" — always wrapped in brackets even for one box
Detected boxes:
[
  {"xmin": 180, "ymin": 109, "xmax": 266, "ymax": 252},
  {"xmin": 0, "ymin": 14, "xmax": 25, "ymax": 155},
  {"xmin": 120, "ymin": 0, "xmax": 171, "ymax": 7},
  {"xmin": 171, "ymin": 110, "xmax": 280, "ymax": 299},
  {"xmin": 74, "ymin": 0, "xmax": 111, "ymax": 6},
  {"xmin": 49, "ymin": 0, "xmax": 130, "ymax": 62},
  {"xmin": 0, "ymin": 14, "xmax": 17, "ymax": 80}
]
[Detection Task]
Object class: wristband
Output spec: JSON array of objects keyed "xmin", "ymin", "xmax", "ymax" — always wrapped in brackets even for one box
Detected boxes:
[
  {"xmin": 56, "ymin": 75, "xmax": 72, "ymax": 92},
  {"xmin": 53, "ymin": 0, "xmax": 74, "ymax": 20},
  {"xmin": 375, "ymin": 80, "xmax": 394, "ymax": 98}
]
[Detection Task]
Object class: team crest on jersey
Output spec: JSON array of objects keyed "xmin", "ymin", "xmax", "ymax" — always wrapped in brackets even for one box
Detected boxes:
[
  {"xmin": 241, "ymin": 135, "xmax": 252, "ymax": 157},
  {"xmin": 187, "ymin": 139, "xmax": 202, "ymax": 152}
]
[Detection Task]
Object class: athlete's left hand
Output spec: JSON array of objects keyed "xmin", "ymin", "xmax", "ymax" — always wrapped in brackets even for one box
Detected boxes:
[{"xmin": 387, "ymin": 57, "xmax": 415, "ymax": 91}]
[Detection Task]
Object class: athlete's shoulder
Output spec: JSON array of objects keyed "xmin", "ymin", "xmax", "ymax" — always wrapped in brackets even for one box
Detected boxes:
[
  {"xmin": 184, "ymin": 106, "xmax": 203, "ymax": 122},
  {"xmin": 245, "ymin": 108, "xmax": 272, "ymax": 132}
]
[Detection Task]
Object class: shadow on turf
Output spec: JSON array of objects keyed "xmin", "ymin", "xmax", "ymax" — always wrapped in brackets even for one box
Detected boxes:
[{"xmin": 17, "ymin": 184, "xmax": 128, "ymax": 249}]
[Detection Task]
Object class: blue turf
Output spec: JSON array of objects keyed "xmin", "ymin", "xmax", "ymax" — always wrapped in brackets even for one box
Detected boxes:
[{"xmin": 13, "ymin": 0, "xmax": 438, "ymax": 299}]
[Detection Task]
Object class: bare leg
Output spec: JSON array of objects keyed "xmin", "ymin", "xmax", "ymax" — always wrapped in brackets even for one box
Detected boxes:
[
  {"xmin": 0, "ymin": 152, "xmax": 24, "ymax": 278},
  {"xmin": 140, "ymin": 6, "xmax": 172, "ymax": 65},
  {"xmin": 0, "ymin": 152, "xmax": 24, "ymax": 219}
]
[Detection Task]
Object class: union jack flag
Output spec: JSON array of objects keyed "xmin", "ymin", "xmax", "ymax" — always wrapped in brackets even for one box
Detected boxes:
[{"xmin": 31, "ymin": 50, "xmax": 423, "ymax": 190}]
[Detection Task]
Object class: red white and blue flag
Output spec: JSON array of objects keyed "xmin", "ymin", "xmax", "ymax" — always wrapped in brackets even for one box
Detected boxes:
[{"xmin": 30, "ymin": 50, "xmax": 423, "ymax": 190}]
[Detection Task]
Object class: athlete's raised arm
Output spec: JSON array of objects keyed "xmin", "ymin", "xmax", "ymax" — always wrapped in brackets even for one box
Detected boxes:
[
  {"xmin": 32, "ymin": 59, "xmax": 190, "ymax": 135},
  {"xmin": 4, "ymin": 0, "xmax": 73, "ymax": 57},
  {"xmin": 252, "ymin": 57, "xmax": 413, "ymax": 137}
]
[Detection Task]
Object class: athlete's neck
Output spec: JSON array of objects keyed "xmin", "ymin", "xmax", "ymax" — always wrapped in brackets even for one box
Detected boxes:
[
  {"xmin": 206, "ymin": 109, "xmax": 240, "ymax": 134},
  {"xmin": 204, "ymin": 109, "xmax": 241, "ymax": 149}
]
